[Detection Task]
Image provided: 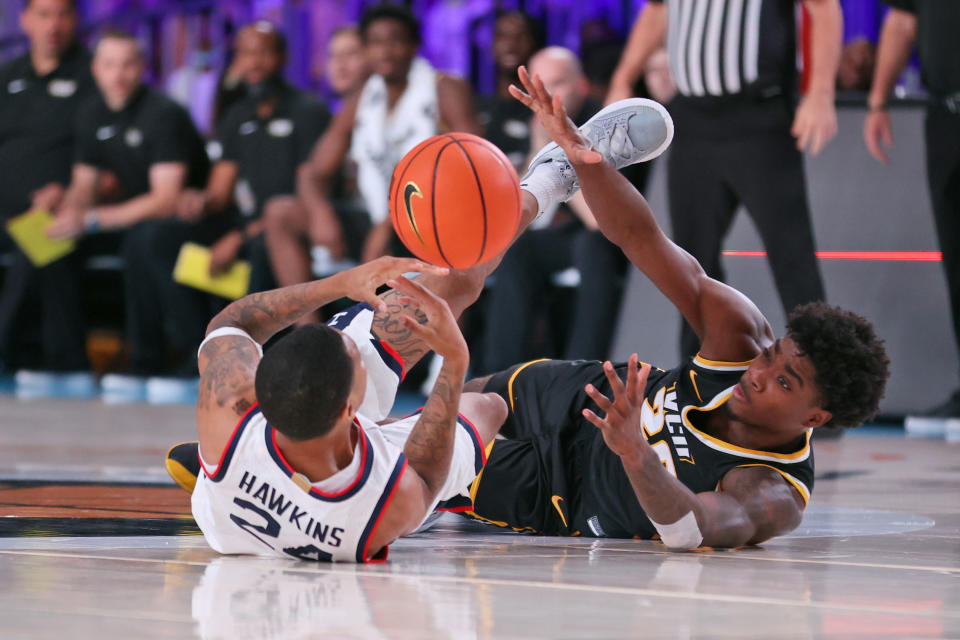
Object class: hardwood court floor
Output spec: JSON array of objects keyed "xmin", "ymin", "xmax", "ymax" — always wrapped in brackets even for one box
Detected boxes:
[{"xmin": 0, "ymin": 397, "xmax": 957, "ymax": 639}]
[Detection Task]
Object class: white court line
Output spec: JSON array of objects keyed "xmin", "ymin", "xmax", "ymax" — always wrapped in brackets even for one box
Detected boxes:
[
  {"xmin": 7, "ymin": 603, "xmax": 193, "ymax": 625},
  {"xmin": 1, "ymin": 549, "xmax": 957, "ymax": 618},
  {"xmin": 539, "ymin": 543, "xmax": 960, "ymax": 574}
]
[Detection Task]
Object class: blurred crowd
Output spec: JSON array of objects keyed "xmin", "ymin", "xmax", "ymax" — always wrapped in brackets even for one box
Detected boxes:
[{"xmin": 0, "ymin": 0, "xmax": 957, "ymax": 422}]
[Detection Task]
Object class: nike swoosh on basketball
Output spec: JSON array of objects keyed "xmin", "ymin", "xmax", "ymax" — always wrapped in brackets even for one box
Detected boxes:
[{"xmin": 403, "ymin": 182, "xmax": 425, "ymax": 244}]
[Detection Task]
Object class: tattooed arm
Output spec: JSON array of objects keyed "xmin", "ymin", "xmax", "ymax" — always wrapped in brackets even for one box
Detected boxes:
[
  {"xmin": 196, "ymin": 257, "xmax": 447, "ymax": 463},
  {"xmin": 366, "ymin": 276, "xmax": 471, "ymax": 551},
  {"xmin": 370, "ymin": 265, "xmax": 489, "ymax": 374}
]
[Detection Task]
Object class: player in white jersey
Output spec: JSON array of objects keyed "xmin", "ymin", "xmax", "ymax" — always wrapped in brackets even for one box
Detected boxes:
[{"xmin": 191, "ymin": 256, "xmax": 506, "ymax": 562}]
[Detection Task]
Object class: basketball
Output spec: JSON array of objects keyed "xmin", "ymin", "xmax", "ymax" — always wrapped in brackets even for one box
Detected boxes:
[{"xmin": 389, "ymin": 133, "xmax": 522, "ymax": 269}]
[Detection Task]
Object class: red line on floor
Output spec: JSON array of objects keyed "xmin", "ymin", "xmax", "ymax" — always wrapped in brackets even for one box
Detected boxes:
[{"xmin": 722, "ymin": 251, "xmax": 942, "ymax": 262}]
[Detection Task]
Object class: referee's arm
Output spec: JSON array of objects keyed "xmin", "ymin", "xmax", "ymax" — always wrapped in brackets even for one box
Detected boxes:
[
  {"xmin": 606, "ymin": 2, "xmax": 667, "ymax": 104},
  {"xmin": 792, "ymin": 0, "xmax": 843, "ymax": 155}
]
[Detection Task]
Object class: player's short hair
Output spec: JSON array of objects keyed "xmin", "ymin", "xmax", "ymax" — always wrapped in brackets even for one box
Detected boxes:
[
  {"xmin": 494, "ymin": 10, "xmax": 544, "ymax": 50},
  {"xmin": 255, "ymin": 324, "xmax": 355, "ymax": 441},
  {"xmin": 23, "ymin": 0, "xmax": 77, "ymax": 10},
  {"xmin": 245, "ymin": 20, "xmax": 287, "ymax": 57},
  {"xmin": 95, "ymin": 28, "xmax": 144, "ymax": 58},
  {"xmin": 360, "ymin": 3, "xmax": 421, "ymax": 45},
  {"xmin": 786, "ymin": 302, "xmax": 890, "ymax": 428},
  {"xmin": 331, "ymin": 24, "xmax": 361, "ymax": 40}
]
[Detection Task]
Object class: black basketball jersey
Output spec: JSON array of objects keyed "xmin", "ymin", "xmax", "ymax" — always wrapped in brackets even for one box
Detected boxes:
[{"xmin": 573, "ymin": 354, "xmax": 814, "ymax": 539}]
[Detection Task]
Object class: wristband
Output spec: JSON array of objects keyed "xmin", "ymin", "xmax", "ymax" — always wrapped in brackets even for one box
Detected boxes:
[
  {"xmin": 198, "ymin": 327, "xmax": 263, "ymax": 360},
  {"xmin": 650, "ymin": 510, "xmax": 703, "ymax": 550}
]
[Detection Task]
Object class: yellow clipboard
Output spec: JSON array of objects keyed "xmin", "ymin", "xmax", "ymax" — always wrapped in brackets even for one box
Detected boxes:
[
  {"xmin": 173, "ymin": 242, "xmax": 251, "ymax": 300},
  {"xmin": 5, "ymin": 209, "xmax": 75, "ymax": 267}
]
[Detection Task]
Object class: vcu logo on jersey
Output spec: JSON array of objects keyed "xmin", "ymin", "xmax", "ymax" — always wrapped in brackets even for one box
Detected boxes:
[{"xmin": 640, "ymin": 382, "xmax": 694, "ymax": 474}]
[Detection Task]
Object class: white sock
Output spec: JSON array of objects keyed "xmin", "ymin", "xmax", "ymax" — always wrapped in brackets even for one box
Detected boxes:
[{"xmin": 520, "ymin": 161, "xmax": 573, "ymax": 215}]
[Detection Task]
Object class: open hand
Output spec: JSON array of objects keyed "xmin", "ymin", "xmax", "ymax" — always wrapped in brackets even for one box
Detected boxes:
[
  {"xmin": 791, "ymin": 93, "xmax": 838, "ymax": 156},
  {"xmin": 582, "ymin": 354, "xmax": 653, "ymax": 466},
  {"xmin": 209, "ymin": 231, "xmax": 244, "ymax": 276},
  {"xmin": 176, "ymin": 189, "xmax": 207, "ymax": 223},
  {"xmin": 386, "ymin": 274, "xmax": 468, "ymax": 364},
  {"xmin": 338, "ymin": 256, "xmax": 448, "ymax": 313},
  {"xmin": 509, "ymin": 65, "xmax": 602, "ymax": 166},
  {"xmin": 46, "ymin": 206, "xmax": 85, "ymax": 239},
  {"xmin": 864, "ymin": 109, "xmax": 894, "ymax": 164},
  {"xmin": 31, "ymin": 183, "xmax": 65, "ymax": 212}
]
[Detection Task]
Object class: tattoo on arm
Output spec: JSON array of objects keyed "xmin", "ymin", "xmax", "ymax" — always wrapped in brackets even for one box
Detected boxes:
[
  {"xmin": 209, "ymin": 278, "xmax": 345, "ymax": 345},
  {"xmin": 198, "ymin": 338, "xmax": 259, "ymax": 416},
  {"xmin": 402, "ymin": 363, "xmax": 465, "ymax": 496},
  {"xmin": 371, "ymin": 289, "xmax": 431, "ymax": 373}
]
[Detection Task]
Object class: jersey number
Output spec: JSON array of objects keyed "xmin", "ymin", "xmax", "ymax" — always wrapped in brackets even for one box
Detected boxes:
[{"xmin": 230, "ymin": 497, "xmax": 337, "ymax": 562}]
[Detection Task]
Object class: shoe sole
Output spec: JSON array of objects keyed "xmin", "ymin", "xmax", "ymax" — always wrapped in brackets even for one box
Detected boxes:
[
  {"xmin": 524, "ymin": 97, "xmax": 675, "ymax": 177},
  {"xmin": 165, "ymin": 442, "xmax": 199, "ymax": 493}
]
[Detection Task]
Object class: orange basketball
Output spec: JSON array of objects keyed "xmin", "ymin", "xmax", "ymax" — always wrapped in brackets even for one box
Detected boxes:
[{"xmin": 389, "ymin": 133, "xmax": 522, "ymax": 269}]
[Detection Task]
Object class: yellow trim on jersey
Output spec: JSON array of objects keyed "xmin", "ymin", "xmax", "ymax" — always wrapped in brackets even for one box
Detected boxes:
[
  {"xmin": 681, "ymin": 388, "xmax": 812, "ymax": 462},
  {"xmin": 729, "ymin": 464, "xmax": 811, "ymax": 507},
  {"xmin": 462, "ymin": 510, "xmax": 511, "ymax": 528},
  {"xmin": 506, "ymin": 359, "xmax": 550, "ymax": 411},
  {"xmin": 468, "ymin": 440, "xmax": 498, "ymax": 504},
  {"xmin": 694, "ymin": 354, "xmax": 754, "ymax": 371}
]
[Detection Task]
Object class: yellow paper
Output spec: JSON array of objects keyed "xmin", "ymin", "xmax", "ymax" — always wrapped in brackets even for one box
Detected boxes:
[
  {"xmin": 173, "ymin": 242, "xmax": 251, "ymax": 300},
  {"xmin": 5, "ymin": 209, "xmax": 75, "ymax": 267}
]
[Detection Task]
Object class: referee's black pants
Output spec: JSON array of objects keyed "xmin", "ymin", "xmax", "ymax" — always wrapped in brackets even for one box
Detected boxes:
[
  {"xmin": 925, "ymin": 104, "xmax": 960, "ymax": 372},
  {"xmin": 667, "ymin": 96, "xmax": 825, "ymax": 358}
]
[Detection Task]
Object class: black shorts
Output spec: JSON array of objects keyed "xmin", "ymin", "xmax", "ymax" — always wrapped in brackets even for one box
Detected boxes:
[{"xmin": 466, "ymin": 359, "xmax": 609, "ymax": 536}]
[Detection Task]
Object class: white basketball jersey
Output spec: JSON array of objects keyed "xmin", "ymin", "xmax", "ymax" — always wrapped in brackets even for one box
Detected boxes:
[{"xmin": 192, "ymin": 407, "xmax": 407, "ymax": 563}]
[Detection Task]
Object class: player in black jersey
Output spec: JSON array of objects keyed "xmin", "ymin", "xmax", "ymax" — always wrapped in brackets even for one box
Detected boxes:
[{"xmin": 462, "ymin": 67, "xmax": 891, "ymax": 548}]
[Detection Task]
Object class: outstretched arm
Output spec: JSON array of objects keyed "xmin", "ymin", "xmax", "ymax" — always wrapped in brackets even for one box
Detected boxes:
[
  {"xmin": 511, "ymin": 67, "xmax": 772, "ymax": 362},
  {"xmin": 583, "ymin": 357, "xmax": 803, "ymax": 548}
]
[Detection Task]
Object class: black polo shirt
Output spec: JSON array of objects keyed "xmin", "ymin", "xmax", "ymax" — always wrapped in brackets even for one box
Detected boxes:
[
  {"xmin": 74, "ymin": 86, "xmax": 210, "ymax": 198},
  {"xmin": 215, "ymin": 83, "xmax": 329, "ymax": 218},
  {"xmin": 479, "ymin": 94, "xmax": 533, "ymax": 174},
  {"xmin": 883, "ymin": 0, "xmax": 960, "ymax": 97},
  {"xmin": 0, "ymin": 43, "xmax": 94, "ymax": 217},
  {"xmin": 479, "ymin": 96, "xmax": 601, "ymax": 175}
]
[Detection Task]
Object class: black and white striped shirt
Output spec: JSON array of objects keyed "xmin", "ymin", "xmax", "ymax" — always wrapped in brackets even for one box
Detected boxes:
[{"xmin": 650, "ymin": 0, "xmax": 798, "ymax": 98}]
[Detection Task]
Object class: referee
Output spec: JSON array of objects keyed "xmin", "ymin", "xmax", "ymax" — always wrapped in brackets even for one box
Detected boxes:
[
  {"xmin": 864, "ymin": 2, "xmax": 960, "ymax": 420},
  {"xmin": 608, "ymin": 0, "xmax": 842, "ymax": 359},
  {"xmin": 0, "ymin": 0, "xmax": 93, "ymax": 383}
]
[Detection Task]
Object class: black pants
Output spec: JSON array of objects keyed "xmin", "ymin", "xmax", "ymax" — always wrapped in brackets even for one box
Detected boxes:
[
  {"xmin": 481, "ymin": 223, "xmax": 628, "ymax": 374},
  {"xmin": 667, "ymin": 96, "xmax": 825, "ymax": 358},
  {"xmin": 926, "ymin": 105, "xmax": 960, "ymax": 372},
  {"xmin": 0, "ymin": 244, "xmax": 88, "ymax": 371},
  {"xmin": 123, "ymin": 218, "xmax": 223, "ymax": 376}
]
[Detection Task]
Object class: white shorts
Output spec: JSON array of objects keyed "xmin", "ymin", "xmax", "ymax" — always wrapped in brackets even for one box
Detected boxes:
[{"xmin": 375, "ymin": 410, "xmax": 487, "ymax": 513}]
